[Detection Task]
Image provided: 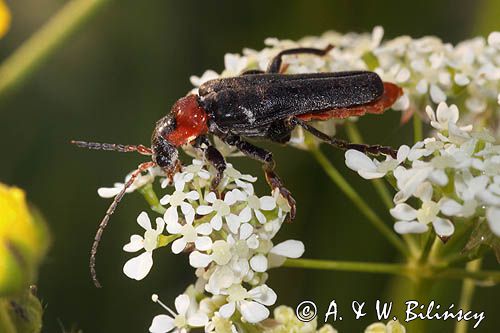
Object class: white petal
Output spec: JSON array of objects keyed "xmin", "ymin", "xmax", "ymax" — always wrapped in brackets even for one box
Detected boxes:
[
  {"xmin": 345, "ymin": 150, "xmax": 377, "ymax": 172},
  {"xmin": 239, "ymin": 300, "xmax": 270, "ymax": 323},
  {"xmin": 254, "ymin": 210, "xmax": 267, "ymax": 224},
  {"xmin": 189, "ymin": 251, "xmax": 212, "ymax": 268},
  {"xmin": 184, "ymin": 191, "xmax": 199, "ymax": 201},
  {"xmin": 195, "ymin": 222, "xmax": 212, "ymax": 236},
  {"xmin": 226, "ymin": 214, "xmax": 241, "ymax": 234},
  {"xmin": 123, "ymin": 252, "xmax": 153, "ymax": 280},
  {"xmin": 390, "ymin": 203, "xmax": 417, "ymax": 221},
  {"xmin": 239, "ymin": 206, "xmax": 252, "ymax": 223},
  {"xmin": 137, "ymin": 211, "xmax": 152, "ymax": 230},
  {"xmin": 239, "ymin": 223, "xmax": 253, "ymax": 240},
  {"xmin": 195, "ymin": 236, "xmax": 213, "ymax": 251},
  {"xmin": 397, "ymin": 145, "xmax": 410, "ymax": 163},
  {"xmin": 440, "ymin": 198, "xmax": 462, "ymax": 216},
  {"xmin": 175, "ymin": 294, "xmax": 190, "ymax": 316},
  {"xmin": 97, "ymin": 186, "xmax": 121, "ymax": 198},
  {"xmin": 487, "ymin": 207, "xmax": 500, "ymax": 236},
  {"xmin": 123, "ymin": 234, "xmax": 144, "ymax": 252},
  {"xmin": 432, "ymin": 218, "xmax": 455, "ymax": 237},
  {"xmin": 164, "ymin": 207, "xmax": 179, "ymax": 225},
  {"xmin": 224, "ymin": 190, "xmax": 238, "ymax": 205},
  {"xmin": 430, "ymin": 84, "xmax": 446, "ymax": 104},
  {"xmin": 259, "ymin": 196, "xmax": 276, "ymax": 210},
  {"xmin": 219, "ymin": 302, "xmax": 236, "ymax": 318},
  {"xmin": 171, "ymin": 238, "xmax": 187, "ymax": 254},
  {"xmin": 358, "ymin": 169, "xmax": 387, "ymax": 179},
  {"xmin": 429, "ymin": 169, "xmax": 448, "ymax": 186},
  {"xmin": 210, "ymin": 214, "xmax": 223, "ymax": 231},
  {"xmin": 149, "ymin": 314, "xmax": 174, "ymax": 333},
  {"xmin": 187, "ymin": 312, "xmax": 208, "ymax": 327},
  {"xmin": 196, "ymin": 205, "xmax": 213, "ymax": 215},
  {"xmin": 180, "ymin": 202, "xmax": 195, "ymax": 224},
  {"xmin": 425, "ymin": 105, "xmax": 436, "ymax": 122},
  {"xmin": 246, "ymin": 234, "xmax": 259, "ymax": 249},
  {"xmin": 248, "ymin": 285, "xmax": 277, "ymax": 306},
  {"xmin": 270, "ymin": 240, "xmax": 305, "ymax": 258},
  {"xmin": 159, "ymin": 194, "xmax": 171, "ymax": 206},
  {"xmin": 166, "ymin": 221, "xmax": 182, "ymax": 235},
  {"xmin": 205, "ymin": 192, "xmax": 217, "ymax": 203},
  {"xmin": 394, "ymin": 221, "xmax": 429, "ymax": 234},
  {"xmin": 155, "ymin": 218, "xmax": 165, "ymax": 233},
  {"xmin": 250, "ymin": 255, "xmax": 268, "ymax": 272}
]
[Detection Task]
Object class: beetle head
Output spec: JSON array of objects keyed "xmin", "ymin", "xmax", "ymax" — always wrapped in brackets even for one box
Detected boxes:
[{"xmin": 151, "ymin": 115, "xmax": 179, "ymax": 169}]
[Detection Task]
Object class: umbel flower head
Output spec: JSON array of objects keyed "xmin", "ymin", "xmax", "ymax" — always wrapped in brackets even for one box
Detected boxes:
[
  {"xmin": 346, "ymin": 102, "xmax": 500, "ymax": 241},
  {"xmin": 99, "ymin": 159, "xmax": 304, "ymax": 330}
]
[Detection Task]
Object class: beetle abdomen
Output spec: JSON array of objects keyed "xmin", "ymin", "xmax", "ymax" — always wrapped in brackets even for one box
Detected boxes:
[{"xmin": 199, "ymin": 71, "xmax": 384, "ymax": 132}]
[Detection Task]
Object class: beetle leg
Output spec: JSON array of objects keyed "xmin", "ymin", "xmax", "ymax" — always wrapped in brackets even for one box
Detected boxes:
[
  {"xmin": 290, "ymin": 117, "xmax": 398, "ymax": 158},
  {"xmin": 240, "ymin": 69, "xmax": 265, "ymax": 75},
  {"xmin": 267, "ymin": 45, "xmax": 334, "ymax": 73},
  {"xmin": 221, "ymin": 135, "xmax": 296, "ymax": 221},
  {"xmin": 192, "ymin": 136, "xmax": 227, "ymax": 194}
]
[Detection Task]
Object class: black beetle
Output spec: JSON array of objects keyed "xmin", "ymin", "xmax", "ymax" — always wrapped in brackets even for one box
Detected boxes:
[{"xmin": 73, "ymin": 45, "xmax": 402, "ymax": 287}]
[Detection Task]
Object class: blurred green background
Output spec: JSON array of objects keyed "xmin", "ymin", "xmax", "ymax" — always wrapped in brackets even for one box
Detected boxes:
[{"xmin": 1, "ymin": 0, "xmax": 499, "ymax": 332}]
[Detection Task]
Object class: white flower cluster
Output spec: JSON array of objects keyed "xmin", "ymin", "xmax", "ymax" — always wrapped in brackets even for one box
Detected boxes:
[
  {"xmin": 191, "ymin": 27, "xmax": 500, "ymax": 142},
  {"xmin": 346, "ymin": 102, "xmax": 500, "ymax": 238},
  {"xmin": 101, "ymin": 160, "xmax": 305, "ymax": 332}
]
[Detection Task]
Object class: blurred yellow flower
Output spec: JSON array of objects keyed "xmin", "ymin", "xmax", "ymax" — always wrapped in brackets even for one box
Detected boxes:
[
  {"xmin": 0, "ymin": 183, "xmax": 49, "ymax": 296},
  {"xmin": 0, "ymin": 0, "xmax": 10, "ymax": 38}
]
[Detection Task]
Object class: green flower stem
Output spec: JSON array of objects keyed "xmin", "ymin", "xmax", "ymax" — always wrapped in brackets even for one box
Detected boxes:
[
  {"xmin": 344, "ymin": 122, "xmax": 394, "ymax": 210},
  {"xmin": 138, "ymin": 184, "xmax": 166, "ymax": 215},
  {"xmin": 310, "ymin": 147, "xmax": 409, "ymax": 257},
  {"xmin": 413, "ymin": 111, "xmax": 423, "ymax": 142},
  {"xmin": 418, "ymin": 231, "xmax": 436, "ymax": 264},
  {"xmin": 0, "ymin": 299, "xmax": 16, "ymax": 333},
  {"xmin": 283, "ymin": 258, "xmax": 500, "ymax": 282},
  {"xmin": 455, "ymin": 259, "xmax": 482, "ymax": 333},
  {"xmin": 345, "ymin": 122, "xmax": 419, "ymax": 257},
  {"xmin": 0, "ymin": 0, "xmax": 110, "ymax": 100}
]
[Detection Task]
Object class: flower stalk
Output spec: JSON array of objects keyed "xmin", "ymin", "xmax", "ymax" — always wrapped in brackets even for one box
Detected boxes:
[
  {"xmin": 309, "ymin": 146, "xmax": 410, "ymax": 257},
  {"xmin": 0, "ymin": 0, "xmax": 110, "ymax": 100},
  {"xmin": 284, "ymin": 258, "xmax": 500, "ymax": 282}
]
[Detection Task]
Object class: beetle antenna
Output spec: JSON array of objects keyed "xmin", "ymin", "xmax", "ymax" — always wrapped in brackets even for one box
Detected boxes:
[
  {"xmin": 90, "ymin": 161, "xmax": 156, "ymax": 288},
  {"xmin": 71, "ymin": 140, "xmax": 153, "ymax": 156}
]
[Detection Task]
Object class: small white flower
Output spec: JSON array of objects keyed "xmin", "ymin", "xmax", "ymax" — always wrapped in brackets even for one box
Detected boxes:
[
  {"xmin": 196, "ymin": 189, "xmax": 244, "ymax": 231},
  {"xmin": 425, "ymin": 102, "xmax": 459, "ymax": 132},
  {"xmin": 219, "ymin": 284, "xmax": 277, "ymax": 323},
  {"xmin": 123, "ymin": 212, "xmax": 164, "ymax": 280},
  {"xmin": 161, "ymin": 178, "xmax": 200, "ymax": 225},
  {"xmin": 239, "ymin": 194, "xmax": 276, "ymax": 224},
  {"xmin": 390, "ymin": 182, "xmax": 454, "ymax": 237},
  {"xmin": 166, "ymin": 217, "xmax": 212, "ymax": 255},
  {"xmin": 345, "ymin": 145, "xmax": 409, "ymax": 179},
  {"xmin": 149, "ymin": 294, "xmax": 208, "ymax": 333},
  {"xmin": 98, "ymin": 167, "xmax": 161, "ymax": 198},
  {"xmin": 223, "ymin": 164, "xmax": 257, "ymax": 195}
]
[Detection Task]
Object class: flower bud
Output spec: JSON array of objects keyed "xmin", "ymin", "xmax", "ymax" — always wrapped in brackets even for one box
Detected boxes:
[
  {"xmin": 0, "ymin": 183, "xmax": 49, "ymax": 296},
  {"xmin": 0, "ymin": 0, "xmax": 10, "ymax": 38}
]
